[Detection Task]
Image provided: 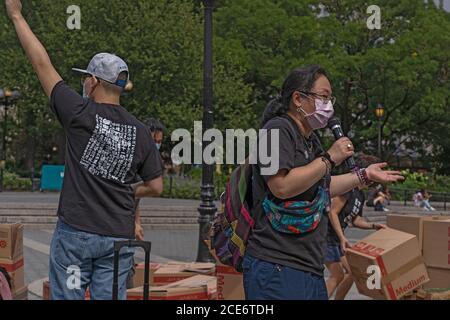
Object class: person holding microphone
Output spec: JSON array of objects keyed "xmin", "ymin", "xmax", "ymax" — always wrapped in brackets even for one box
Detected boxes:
[{"xmin": 244, "ymin": 65, "xmax": 404, "ymax": 300}]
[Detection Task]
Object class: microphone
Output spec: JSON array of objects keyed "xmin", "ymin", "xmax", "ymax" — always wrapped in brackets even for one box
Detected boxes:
[{"xmin": 327, "ymin": 117, "xmax": 357, "ymax": 170}]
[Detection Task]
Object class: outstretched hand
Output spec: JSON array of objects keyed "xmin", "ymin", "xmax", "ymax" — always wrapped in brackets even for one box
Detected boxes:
[
  {"xmin": 5, "ymin": 0, "xmax": 22, "ymax": 20},
  {"xmin": 366, "ymin": 163, "xmax": 405, "ymax": 184}
]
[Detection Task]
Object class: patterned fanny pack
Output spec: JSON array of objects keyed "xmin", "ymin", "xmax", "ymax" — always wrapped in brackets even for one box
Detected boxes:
[{"xmin": 262, "ymin": 186, "xmax": 330, "ymax": 235}]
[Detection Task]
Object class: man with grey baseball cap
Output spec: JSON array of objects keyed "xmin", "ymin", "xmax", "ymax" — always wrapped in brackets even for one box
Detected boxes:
[
  {"xmin": 5, "ymin": 0, "xmax": 163, "ymax": 300},
  {"xmin": 73, "ymin": 52, "xmax": 130, "ymax": 95}
]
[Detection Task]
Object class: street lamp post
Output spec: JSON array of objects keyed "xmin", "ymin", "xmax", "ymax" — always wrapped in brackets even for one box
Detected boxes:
[
  {"xmin": 0, "ymin": 88, "xmax": 21, "ymax": 192},
  {"xmin": 375, "ymin": 104, "xmax": 385, "ymax": 160},
  {"xmin": 196, "ymin": 0, "xmax": 217, "ymax": 263}
]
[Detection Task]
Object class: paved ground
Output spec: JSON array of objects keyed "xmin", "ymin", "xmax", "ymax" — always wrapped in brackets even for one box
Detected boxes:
[
  {"xmin": 0, "ymin": 192, "xmax": 201, "ymax": 206},
  {"xmin": 22, "ymin": 225, "xmax": 372, "ymax": 300},
  {"xmin": 0, "ymin": 191, "xmax": 384, "ymax": 300}
]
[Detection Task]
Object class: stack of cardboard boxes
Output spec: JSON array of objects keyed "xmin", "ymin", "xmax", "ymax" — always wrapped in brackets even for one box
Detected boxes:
[
  {"xmin": 42, "ymin": 260, "xmax": 245, "ymax": 300},
  {"xmin": 387, "ymin": 215, "xmax": 450, "ymax": 291},
  {"xmin": 347, "ymin": 214, "xmax": 450, "ymax": 300},
  {"xmin": 346, "ymin": 227, "xmax": 429, "ymax": 300},
  {"xmin": 215, "ymin": 262, "xmax": 245, "ymax": 300},
  {"xmin": 128, "ymin": 274, "xmax": 218, "ymax": 300},
  {"xmin": 0, "ymin": 223, "xmax": 27, "ymax": 300},
  {"xmin": 129, "ymin": 262, "xmax": 217, "ymax": 300},
  {"xmin": 132, "ymin": 262, "xmax": 245, "ymax": 300},
  {"xmin": 42, "ymin": 280, "xmax": 91, "ymax": 300},
  {"xmin": 129, "ymin": 260, "xmax": 244, "ymax": 300}
]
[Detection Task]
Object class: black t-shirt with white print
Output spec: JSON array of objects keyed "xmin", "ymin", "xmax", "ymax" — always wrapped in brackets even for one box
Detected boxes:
[
  {"xmin": 246, "ymin": 115, "xmax": 330, "ymax": 277},
  {"xmin": 50, "ymin": 81, "xmax": 163, "ymax": 239},
  {"xmin": 327, "ymin": 189, "xmax": 366, "ymax": 245}
]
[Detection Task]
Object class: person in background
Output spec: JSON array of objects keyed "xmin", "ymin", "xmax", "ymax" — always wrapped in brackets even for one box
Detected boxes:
[
  {"xmin": 126, "ymin": 119, "xmax": 165, "ymax": 289},
  {"xmin": 383, "ymin": 185, "xmax": 391, "ymax": 205},
  {"xmin": 420, "ymin": 189, "xmax": 436, "ymax": 211},
  {"xmin": 367, "ymin": 184, "xmax": 390, "ymax": 212},
  {"xmin": 134, "ymin": 118, "xmax": 165, "ymax": 241},
  {"xmin": 325, "ymin": 155, "xmax": 387, "ymax": 300},
  {"xmin": 146, "ymin": 118, "xmax": 165, "ymax": 152},
  {"xmin": 413, "ymin": 190, "xmax": 422, "ymax": 207}
]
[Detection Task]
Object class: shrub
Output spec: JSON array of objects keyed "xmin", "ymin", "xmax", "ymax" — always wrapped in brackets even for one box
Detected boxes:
[{"xmin": 3, "ymin": 172, "xmax": 32, "ymax": 191}]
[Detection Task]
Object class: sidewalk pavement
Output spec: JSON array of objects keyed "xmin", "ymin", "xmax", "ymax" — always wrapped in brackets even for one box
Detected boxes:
[
  {"xmin": 0, "ymin": 191, "xmax": 374, "ymax": 299},
  {"xmin": 23, "ymin": 225, "xmax": 371, "ymax": 300}
]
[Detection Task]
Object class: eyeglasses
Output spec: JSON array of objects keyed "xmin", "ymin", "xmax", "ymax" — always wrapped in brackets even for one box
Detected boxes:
[{"xmin": 299, "ymin": 91, "xmax": 336, "ymax": 105}]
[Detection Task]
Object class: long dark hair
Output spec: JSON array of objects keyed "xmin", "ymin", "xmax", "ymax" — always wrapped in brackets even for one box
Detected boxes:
[{"xmin": 262, "ymin": 65, "xmax": 328, "ymax": 126}]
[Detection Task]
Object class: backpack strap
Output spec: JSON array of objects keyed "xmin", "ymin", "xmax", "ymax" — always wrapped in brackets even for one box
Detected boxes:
[
  {"xmin": 273, "ymin": 116, "xmax": 331, "ymax": 194},
  {"xmin": 251, "ymin": 116, "xmax": 299, "ymax": 208}
]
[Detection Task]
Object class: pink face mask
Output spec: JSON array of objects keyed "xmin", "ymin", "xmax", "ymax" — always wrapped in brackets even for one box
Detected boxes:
[{"xmin": 299, "ymin": 99, "xmax": 334, "ymax": 130}]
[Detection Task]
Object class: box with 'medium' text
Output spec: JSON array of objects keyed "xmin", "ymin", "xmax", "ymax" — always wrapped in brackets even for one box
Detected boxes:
[{"xmin": 346, "ymin": 228, "xmax": 429, "ymax": 300}]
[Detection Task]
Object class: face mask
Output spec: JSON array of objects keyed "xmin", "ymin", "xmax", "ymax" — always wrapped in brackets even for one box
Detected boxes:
[
  {"xmin": 155, "ymin": 143, "xmax": 161, "ymax": 151},
  {"xmin": 299, "ymin": 99, "xmax": 334, "ymax": 130},
  {"xmin": 82, "ymin": 84, "xmax": 89, "ymax": 99},
  {"xmin": 82, "ymin": 77, "xmax": 97, "ymax": 99},
  {"xmin": 82, "ymin": 80, "xmax": 92, "ymax": 99}
]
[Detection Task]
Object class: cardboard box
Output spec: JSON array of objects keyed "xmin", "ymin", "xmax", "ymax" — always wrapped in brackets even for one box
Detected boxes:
[
  {"xmin": 133, "ymin": 263, "xmax": 161, "ymax": 287},
  {"xmin": 42, "ymin": 280, "xmax": 90, "ymax": 300},
  {"xmin": 204, "ymin": 239, "xmax": 245, "ymax": 300},
  {"xmin": 386, "ymin": 215, "xmax": 449, "ymax": 252},
  {"xmin": 216, "ymin": 263, "xmax": 245, "ymax": 300},
  {"xmin": 346, "ymin": 228, "xmax": 429, "ymax": 300},
  {"xmin": 152, "ymin": 262, "xmax": 215, "ymax": 286},
  {"xmin": 0, "ymin": 224, "xmax": 23, "ymax": 260},
  {"xmin": 387, "ymin": 214, "xmax": 423, "ymax": 243},
  {"xmin": 422, "ymin": 218, "xmax": 450, "ymax": 269},
  {"xmin": 416, "ymin": 288, "xmax": 450, "ymax": 300},
  {"xmin": 423, "ymin": 267, "xmax": 450, "ymax": 290},
  {"xmin": 401, "ymin": 288, "xmax": 450, "ymax": 300},
  {"xmin": 127, "ymin": 275, "xmax": 217, "ymax": 300},
  {"xmin": 43, "ymin": 280, "xmax": 50, "ymax": 300},
  {"xmin": 0, "ymin": 256, "xmax": 25, "ymax": 293},
  {"xmin": 13, "ymin": 286, "xmax": 28, "ymax": 300}
]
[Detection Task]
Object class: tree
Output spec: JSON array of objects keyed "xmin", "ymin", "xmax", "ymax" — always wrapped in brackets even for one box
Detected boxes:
[
  {"xmin": 0, "ymin": 0, "xmax": 255, "ymax": 176},
  {"xmin": 214, "ymin": 0, "xmax": 449, "ymax": 170}
]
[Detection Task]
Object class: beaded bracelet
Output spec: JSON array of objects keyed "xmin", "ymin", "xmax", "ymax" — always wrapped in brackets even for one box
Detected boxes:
[
  {"xmin": 355, "ymin": 168, "xmax": 370, "ymax": 186},
  {"xmin": 321, "ymin": 157, "xmax": 332, "ymax": 176}
]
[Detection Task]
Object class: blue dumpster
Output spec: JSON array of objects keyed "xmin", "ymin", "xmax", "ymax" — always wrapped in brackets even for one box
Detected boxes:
[{"xmin": 40, "ymin": 165, "xmax": 65, "ymax": 191}]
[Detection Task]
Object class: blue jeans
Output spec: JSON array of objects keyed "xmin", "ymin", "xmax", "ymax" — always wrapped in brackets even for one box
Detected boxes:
[
  {"xmin": 49, "ymin": 220, "xmax": 134, "ymax": 300},
  {"xmin": 243, "ymin": 255, "xmax": 328, "ymax": 300}
]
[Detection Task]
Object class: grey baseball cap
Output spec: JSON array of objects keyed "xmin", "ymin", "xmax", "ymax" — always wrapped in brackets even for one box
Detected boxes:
[{"xmin": 73, "ymin": 53, "xmax": 129, "ymax": 88}]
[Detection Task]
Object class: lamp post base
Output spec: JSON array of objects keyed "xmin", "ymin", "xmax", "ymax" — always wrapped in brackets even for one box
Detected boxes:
[{"xmin": 196, "ymin": 183, "xmax": 217, "ymax": 263}]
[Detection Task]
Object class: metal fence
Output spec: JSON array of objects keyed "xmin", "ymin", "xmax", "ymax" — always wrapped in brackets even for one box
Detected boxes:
[{"xmin": 389, "ymin": 187, "xmax": 449, "ymax": 210}]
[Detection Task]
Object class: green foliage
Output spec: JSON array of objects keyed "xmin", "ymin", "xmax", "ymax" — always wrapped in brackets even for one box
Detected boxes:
[
  {"xmin": 3, "ymin": 171, "xmax": 32, "ymax": 191},
  {"xmin": 215, "ymin": 0, "xmax": 450, "ymax": 169},
  {"xmin": 161, "ymin": 176, "xmax": 201, "ymax": 200},
  {"xmin": 394, "ymin": 169, "xmax": 429, "ymax": 190},
  {"xmin": 0, "ymin": 0, "xmax": 449, "ymax": 187},
  {"xmin": 0, "ymin": 0, "xmax": 256, "ymax": 176},
  {"xmin": 161, "ymin": 170, "xmax": 229, "ymax": 200},
  {"xmin": 393, "ymin": 169, "xmax": 450, "ymax": 193}
]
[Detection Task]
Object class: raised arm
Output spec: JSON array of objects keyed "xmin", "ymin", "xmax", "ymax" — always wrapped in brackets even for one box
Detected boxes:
[{"xmin": 6, "ymin": 0, "xmax": 62, "ymax": 97}]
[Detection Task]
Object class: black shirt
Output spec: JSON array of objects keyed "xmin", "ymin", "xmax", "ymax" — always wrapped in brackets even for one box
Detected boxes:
[
  {"xmin": 327, "ymin": 189, "xmax": 365, "ymax": 244},
  {"xmin": 246, "ymin": 115, "xmax": 330, "ymax": 276},
  {"xmin": 50, "ymin": 81, "xmax": 163, "ymax": 238}
]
